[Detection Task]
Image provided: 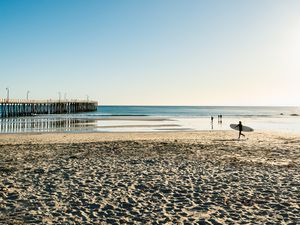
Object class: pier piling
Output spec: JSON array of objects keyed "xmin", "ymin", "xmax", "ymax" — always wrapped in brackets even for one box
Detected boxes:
[{"xmin": 0, "ymin": 99, "xmax": 97, "ymax": 118}]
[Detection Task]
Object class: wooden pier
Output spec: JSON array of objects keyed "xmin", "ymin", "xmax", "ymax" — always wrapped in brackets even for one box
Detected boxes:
[{"xmin": 0, "ymin": 99, "xmax": 98, "ymax": 118}]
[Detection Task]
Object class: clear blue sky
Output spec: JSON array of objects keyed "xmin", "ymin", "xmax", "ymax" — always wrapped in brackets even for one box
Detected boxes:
[{"xmin": 0, "ymin": 0, "xmax": 299, "ymax": 106}]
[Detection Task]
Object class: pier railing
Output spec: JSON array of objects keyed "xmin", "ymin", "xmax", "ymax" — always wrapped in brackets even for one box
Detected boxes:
[
  {"xmin": 0, "ymin": 99, "xmax": 98, "ymax": 118},
  {"xmin": 0, "ymin": 99, "xmax": 97, "ymax": 104}
]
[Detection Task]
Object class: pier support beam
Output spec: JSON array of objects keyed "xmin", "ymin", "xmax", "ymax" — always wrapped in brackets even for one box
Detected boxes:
[{"xmin": 0, "ymin": 99, "xmax": 97, "ymax": 118}]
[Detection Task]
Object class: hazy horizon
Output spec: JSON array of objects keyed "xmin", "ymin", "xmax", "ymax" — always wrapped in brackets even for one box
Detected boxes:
[{"xmin": 1, "ymin": 0, "xmax": 299, "ymax": 106}]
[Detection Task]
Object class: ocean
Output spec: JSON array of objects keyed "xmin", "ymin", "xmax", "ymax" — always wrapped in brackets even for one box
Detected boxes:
[
  {"xmin": 0, "ymin": 106, "xmax": 299, "ymax": 134},
  {"xmin": 94, "ymin": 106, "xmax": 299, "ymax": 117}
]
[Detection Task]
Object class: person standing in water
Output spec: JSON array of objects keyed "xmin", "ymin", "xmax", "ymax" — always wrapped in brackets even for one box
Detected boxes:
[{"xmin": 236, "ymin": 121, "xmax": 245, "ymax": 139}]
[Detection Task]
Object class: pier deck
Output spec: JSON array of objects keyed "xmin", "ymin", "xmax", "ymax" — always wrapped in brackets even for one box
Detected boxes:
[{"xmin": 0, "ymin": 99, "xmax": 97, "ymax": 118}]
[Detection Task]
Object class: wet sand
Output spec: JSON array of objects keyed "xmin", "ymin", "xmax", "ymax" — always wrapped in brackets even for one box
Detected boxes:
[{"xmin": 0, "ymin": 131, "xmax": 300, "ymax": 224}]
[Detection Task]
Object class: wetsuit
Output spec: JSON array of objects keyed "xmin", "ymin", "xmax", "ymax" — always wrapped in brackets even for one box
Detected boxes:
[{"xmin": 236, "ymin": 123, "xmax": 245, "ymax": 139}]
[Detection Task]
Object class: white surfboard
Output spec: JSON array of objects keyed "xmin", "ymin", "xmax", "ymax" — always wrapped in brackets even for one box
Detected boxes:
[{"xmin": 230, "ymin": 124, "xmax": 254, "ymax": 132}]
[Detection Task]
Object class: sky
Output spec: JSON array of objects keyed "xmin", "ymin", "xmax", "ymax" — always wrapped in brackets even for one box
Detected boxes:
[{"xmin": 0, "ymin": 0, "xmax": 299, "ymax": 106}]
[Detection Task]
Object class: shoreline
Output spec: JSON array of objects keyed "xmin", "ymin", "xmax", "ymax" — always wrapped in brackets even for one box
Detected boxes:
[
  {"xmin": 1, "ymin": 130, "xmax": 300, "ymax": 143},
  {"xmin": 1, "ymin": 114, "xmax": 300, "ymax": 134},
  {"xmin": 1, "ymin": 112, "xmax": 300, "ymax": 134}
]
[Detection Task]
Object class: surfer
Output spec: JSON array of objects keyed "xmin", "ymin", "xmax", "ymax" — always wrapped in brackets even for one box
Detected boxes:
[{"xmin": 236, "ymin": 121, "xmax": 245, "ymax": 139}]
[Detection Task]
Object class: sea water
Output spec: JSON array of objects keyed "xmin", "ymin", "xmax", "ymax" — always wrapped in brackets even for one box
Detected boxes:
[{"xmin": 0, "ymin": 106, "xmax": 299, "ymax": 134}]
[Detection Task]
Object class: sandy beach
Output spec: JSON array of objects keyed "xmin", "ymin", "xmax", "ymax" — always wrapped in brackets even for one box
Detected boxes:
[{"xmin": 0, "ymin": 131, "xmax": 300, "ymax": 224}]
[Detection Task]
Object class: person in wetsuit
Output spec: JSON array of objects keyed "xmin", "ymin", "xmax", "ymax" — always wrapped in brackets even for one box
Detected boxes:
[{"xmin": 236, "ymin": 121, "xmax": 245, "ymax": 139}]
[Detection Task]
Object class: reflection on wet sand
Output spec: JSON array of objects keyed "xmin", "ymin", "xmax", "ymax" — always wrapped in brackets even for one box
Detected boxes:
[
  {"xmin": 0, "ymin": 117, "xmax": 97, "ymax": 133},
  {"xmin": 96, "ymin": 124, "xmax": 180, "ymax": 129},
  {"xmin": 0, "ymin": 116, "xmax": 178, "ymax": 133}
]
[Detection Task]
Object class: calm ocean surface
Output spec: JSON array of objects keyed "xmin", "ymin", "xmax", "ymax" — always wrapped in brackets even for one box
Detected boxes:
[
  {"xmin": 94, "ymin": 106, "xmax": 299, "ymax": 117},
  {"xmin": 0, "ymin": 106, "xmax": 299, "ymax": 134}
]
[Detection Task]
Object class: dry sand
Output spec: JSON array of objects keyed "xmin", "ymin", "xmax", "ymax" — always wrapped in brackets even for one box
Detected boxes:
[{"xmin": 0, "ymin": 131, "xmax": 300, "ymax": 224}]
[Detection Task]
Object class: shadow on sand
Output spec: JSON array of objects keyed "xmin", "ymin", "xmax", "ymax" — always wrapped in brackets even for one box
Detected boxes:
[{"xmin": 213, "ymin": 138, "xmax": 247, "ymax": 142}]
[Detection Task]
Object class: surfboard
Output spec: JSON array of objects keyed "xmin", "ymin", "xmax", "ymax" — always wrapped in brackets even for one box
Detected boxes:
[{"xmin": 230, "ymin": 124, "xmax": 254, "ymax": 132}]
